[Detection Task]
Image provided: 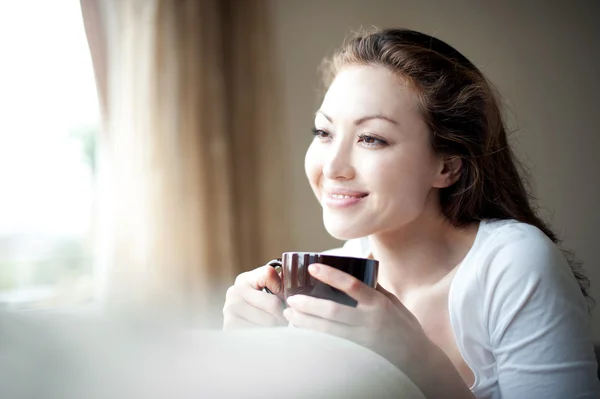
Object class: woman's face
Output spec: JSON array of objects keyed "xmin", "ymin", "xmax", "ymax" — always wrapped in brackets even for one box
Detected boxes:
[{"xmin": 305, "ymin": 65, "xmax": 449, "ymax": 240}]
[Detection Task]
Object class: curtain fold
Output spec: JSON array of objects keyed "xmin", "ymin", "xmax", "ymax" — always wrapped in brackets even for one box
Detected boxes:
[
  {"xmin": 80, "ymin": 0, "xmax": 108, "ymax": 121},
  {"xmin": 81, "ymin": 0, "xmax": 287, "ymax": 326}
]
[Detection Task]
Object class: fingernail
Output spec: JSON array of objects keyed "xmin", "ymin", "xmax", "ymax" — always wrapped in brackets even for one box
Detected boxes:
[
  {"xmin": 286, "ymin": 296, "xmax": 298, "ymax": 306},
  {"xmin": 308, "ymin": 264, "xmax": 320, "ymax": 274}
]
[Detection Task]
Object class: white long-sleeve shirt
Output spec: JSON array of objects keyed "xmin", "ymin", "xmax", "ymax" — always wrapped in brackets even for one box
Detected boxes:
[{"xmin": 327, "ymin": 219, "xmax": 600, "ymax": 399}]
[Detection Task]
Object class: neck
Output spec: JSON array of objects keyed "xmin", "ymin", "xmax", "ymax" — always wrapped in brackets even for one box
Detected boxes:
[{"xmin": 369, "ymin": 208, "xmax": 478, "ymax": 297}]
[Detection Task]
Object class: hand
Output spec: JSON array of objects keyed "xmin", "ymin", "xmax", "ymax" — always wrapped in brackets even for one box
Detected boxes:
[
  {"xmin": 282, "ymin": 263, "xmax": 431, "ymax": 370},
  {"xmin": 279, "ymin": 263, "xmax": 473, "ymax": 398},
  {"xmin": 222, "ymin": 265, "xmax": 287, "ymax": 330}
]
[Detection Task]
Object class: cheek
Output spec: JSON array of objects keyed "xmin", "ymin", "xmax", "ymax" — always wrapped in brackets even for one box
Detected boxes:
[
  {"xmin": 304, "ymin": 142, "xmax": 322, "ymax": 189},
  {"xmin": 372, "ymin": 149, "xmax": 437, "ymax": 202}
]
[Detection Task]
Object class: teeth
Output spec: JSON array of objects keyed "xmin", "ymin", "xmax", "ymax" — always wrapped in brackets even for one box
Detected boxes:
[{"xmin": 331, "ymin": 194, "xmax": 360, "ymax": 199}]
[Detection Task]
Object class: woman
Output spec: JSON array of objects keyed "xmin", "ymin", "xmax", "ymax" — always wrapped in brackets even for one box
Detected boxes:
[{"xmin": 222, "ymin": 28, "xmax": 599, "ymax": 398}]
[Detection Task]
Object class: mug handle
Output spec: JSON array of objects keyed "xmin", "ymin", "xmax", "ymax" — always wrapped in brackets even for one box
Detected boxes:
[
  {"xmin": 264, "ymin": 258, "xmax": 293, "ymax": 325},
  {"xmin": 262, "ymin": 258, "xmax": 282, "ymax": 295}
]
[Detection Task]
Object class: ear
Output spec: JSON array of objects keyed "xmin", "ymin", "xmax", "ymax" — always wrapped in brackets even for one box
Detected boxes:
[{"xmin": 432, "ymin": 155, "xmax": 462, "ymax": 188}]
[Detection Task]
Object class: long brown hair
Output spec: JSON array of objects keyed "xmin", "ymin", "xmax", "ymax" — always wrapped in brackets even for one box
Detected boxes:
[{"xmin": 322, "ymin": 28, "xmax": 591, "ymax": 305}]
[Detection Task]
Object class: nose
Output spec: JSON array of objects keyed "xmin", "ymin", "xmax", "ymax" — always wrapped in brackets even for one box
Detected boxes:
[{"xmin": 323, "ymin": 143, "xmax": 355, "ymax": 181}]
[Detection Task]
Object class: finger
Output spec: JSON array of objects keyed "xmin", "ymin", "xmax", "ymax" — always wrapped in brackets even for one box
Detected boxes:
[
  {"xmin": 224, "ymin": 286, "xmax": 285, "ymax": 326},
  {"xmin": 283, "ymin": 308, "xmax": 355, "ymax": 339},
  {"xmin": 238, "ymin": 285, "xmax": 286, "ymax": 322},
  {"xmin": 241, "ymin": 265, "xmax": 283, "ymax": 297},
  {"xmin": 285, "ymin": 295, "xmax": 361, "ymax": 326},
  {"xmin": 375, "ymin": 284, "xmax": 405, "ymax": 308},
  {"xmin": 223, "ymin": 300, "xmax": 283, "ymax": 327},
  {"xmin": 375, "ymin": 284, "xmax": 419, "ymax": 324},
  {"xmin": 307, "ymin": 263, "xmax": 377, "ymax": 305}
]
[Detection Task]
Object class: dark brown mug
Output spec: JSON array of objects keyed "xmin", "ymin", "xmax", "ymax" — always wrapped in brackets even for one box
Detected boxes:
[{"xmin": 265, "ymin": 252, "xmax": 379, "ymax": 307}]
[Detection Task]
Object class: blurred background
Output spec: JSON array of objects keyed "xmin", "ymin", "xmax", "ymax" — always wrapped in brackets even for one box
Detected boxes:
[{"xmin": 0, "ymin": 0, "xmax": 598, "ymax": 335}]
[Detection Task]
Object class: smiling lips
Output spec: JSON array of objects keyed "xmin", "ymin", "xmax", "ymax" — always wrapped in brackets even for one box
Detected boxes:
[{"xmin": 323, "ymin": 189, "xmax": 369, "ymax": 208}]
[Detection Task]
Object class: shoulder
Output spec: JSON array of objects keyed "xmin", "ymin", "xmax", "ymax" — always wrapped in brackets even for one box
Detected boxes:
[
  {"xmin": 457, "ymin": 221, "xmax": 599, "ymax": 396},
  {"xmin": 464, "ymin": 219, "xmax": 588, "ymax": 340},
  {"xmin": 451, "ymin": 219, "xmax": 589, "ymax": 344},
  {"xmin": 472, "ymin": 219, "xmax": 577, "ymax": 289},
  {"xmin": 452, "ymin": 219, "xmax": 574, "ymax": 297},
  {"xmin": 477, "ymin": 218, "xmax": 558, "ymax": 256}
]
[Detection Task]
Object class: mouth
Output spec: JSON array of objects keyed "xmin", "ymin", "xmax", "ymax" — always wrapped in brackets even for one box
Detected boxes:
[{"xmin": 323, "ymin": 190, "xmax": 369, "ymax": 208}]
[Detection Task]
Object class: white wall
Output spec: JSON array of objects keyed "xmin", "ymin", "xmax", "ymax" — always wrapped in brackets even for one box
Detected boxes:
[{"xmin": 270, "ymin": 0, "xmax": 600, "ymax": 338}]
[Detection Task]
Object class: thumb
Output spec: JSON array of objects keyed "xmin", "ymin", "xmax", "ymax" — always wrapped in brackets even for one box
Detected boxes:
[{"xmin": 251, "ymin": 263, "xmax": 284, "ymax": 298}]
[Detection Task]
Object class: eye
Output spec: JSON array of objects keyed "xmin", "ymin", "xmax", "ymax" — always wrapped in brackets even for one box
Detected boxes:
[
  {"xmin": 311, "ymin": 128, "xmax": 331, "ymax": 140},
  {"xmin": 358, "ymin": 134, "xmax": 388, "ymax": 147}
]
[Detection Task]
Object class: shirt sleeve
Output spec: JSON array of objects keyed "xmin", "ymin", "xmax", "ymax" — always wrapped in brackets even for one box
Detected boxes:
[{"xmin": 480, "ymin": 225, "xmax": 600, "ymax": 399}]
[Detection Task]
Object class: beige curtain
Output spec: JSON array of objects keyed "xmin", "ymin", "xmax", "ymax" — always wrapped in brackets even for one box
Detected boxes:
[{"xmin": 80, "ymin": 0, "xmax": 286, "ymax": 326}]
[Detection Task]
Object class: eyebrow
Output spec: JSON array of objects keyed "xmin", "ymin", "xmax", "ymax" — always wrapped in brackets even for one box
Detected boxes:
[{"xmin": 316, "ymin": 110, "xmax": 399, "ymax": 126}]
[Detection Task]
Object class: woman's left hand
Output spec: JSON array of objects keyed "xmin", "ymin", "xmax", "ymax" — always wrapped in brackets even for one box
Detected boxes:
[
  {"xmin": 283, "ymin": 263, "xmax": 476, "ymax": 399},
  {"xmin": 283, "ymin": 263, "xmax": 433, "ymax": 372}
]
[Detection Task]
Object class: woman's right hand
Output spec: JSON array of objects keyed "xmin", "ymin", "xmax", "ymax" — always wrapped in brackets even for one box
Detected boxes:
[{"xmin": 222, "ymin": 265, "xmax": 287, "ymax": 330}]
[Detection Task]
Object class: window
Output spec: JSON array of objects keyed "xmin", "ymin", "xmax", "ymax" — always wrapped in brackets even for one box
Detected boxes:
[{"xmin": 0, "ymin": 0, "xmax": 100, "ymax": 310}]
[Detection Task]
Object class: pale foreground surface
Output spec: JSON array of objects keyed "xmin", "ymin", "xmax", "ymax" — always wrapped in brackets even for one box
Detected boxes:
[{"xmin": 0, "ymin": 311, "xmax": 425, "ymax": 399}]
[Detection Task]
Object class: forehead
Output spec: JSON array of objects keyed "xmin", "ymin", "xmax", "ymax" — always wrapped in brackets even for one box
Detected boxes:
[{"xmin": 318, "ymin": 65, "xmax": 419, "ymax": 121}]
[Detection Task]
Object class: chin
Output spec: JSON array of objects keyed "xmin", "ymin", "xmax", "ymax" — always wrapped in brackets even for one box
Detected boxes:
[{"xmin": 323, "ymin": 215, "xmax": 372, "ymax": 241}]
